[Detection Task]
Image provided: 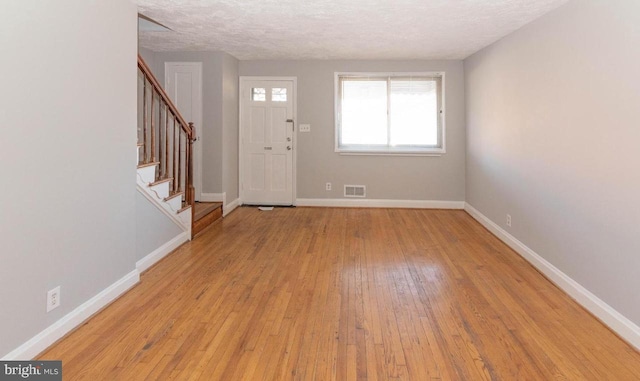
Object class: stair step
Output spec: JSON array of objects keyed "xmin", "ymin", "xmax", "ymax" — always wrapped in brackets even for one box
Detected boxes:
[
  {"xmin": 149, "ymin": 177, "xmax": 173, "ymax": 187},
  {"xmin": 137, "ymin": 161, "xmax": 159, "ymax": 169},
  {"xmin": 164, "ymin": 191, "xmax": 184, "ymax": 202},
  {"xmin": 137, "ymin": 143, "xmax": 144, "ymax": 147},
  {"xmin": 192, "ymin": 202, "xmax": 223, "ymax": 237},
  {"xmin": 194, "ymin": 202, "xmax": 223, "ymax": 221},
  {"xmin": 177, "ymin": 205, "xmax": 192, "ymax": 214},
  {"xmin": 136, "ymin": 164, "xmax": 158, "ymax": 184}
]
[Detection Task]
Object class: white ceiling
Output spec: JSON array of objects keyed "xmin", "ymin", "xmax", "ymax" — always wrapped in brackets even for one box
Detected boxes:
[{"xmin": 136, "ymin": 0, "xmax": 568, "ymax": 60}]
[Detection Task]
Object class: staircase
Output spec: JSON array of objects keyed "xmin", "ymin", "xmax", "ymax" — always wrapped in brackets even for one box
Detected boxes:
[
  {"xmin": 137, "ymin": 55, "xmax": 202, "ymax": 238},
  {"xmin": 137, "ymin": 55, "xmax": 223, "ymax": 237}
]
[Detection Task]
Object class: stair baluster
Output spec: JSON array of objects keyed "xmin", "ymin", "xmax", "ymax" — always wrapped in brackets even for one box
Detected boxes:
[{"xmin": 142, "ymin": 77, "xmax": 148, "ymax": 163}]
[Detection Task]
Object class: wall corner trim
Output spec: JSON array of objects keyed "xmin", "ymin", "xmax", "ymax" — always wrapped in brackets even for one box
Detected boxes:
[
  {"xmin": 136, "ymin": 232, "xmax": 189, "ymax": 273},
  {"xmin": 296, "ymin": 198, "xmax": 465, "ymax": 209},
  {"xmin": 464, "ymin": 202, "xmax": 640, "ymax": 351},
  {"xmin": 1, "ymin": 270, "xmax": 140, "ymax": 360}
]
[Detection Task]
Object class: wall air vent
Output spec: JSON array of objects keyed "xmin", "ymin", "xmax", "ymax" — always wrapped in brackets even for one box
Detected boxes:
[{"xmin": 344, "ymin": 185, "xmax": 366, "ymax": 198}]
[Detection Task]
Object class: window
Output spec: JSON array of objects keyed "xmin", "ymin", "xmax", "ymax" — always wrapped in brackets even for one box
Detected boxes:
[
  {"xmin": 272, "ymin": 88, "xmax": 287, "ymax": 102},
  {"xmin": 335, "ymin": 73, "xmax": 444, "ymax": 154},
  {"xmin": 252, "ymin": 88, "xmax": 266, "ymax": 101}
]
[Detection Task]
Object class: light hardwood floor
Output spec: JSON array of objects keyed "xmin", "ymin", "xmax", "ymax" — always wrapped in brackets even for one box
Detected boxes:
[{"xmin": 40, "ymin": 207, "xmax": 640, "ymax": 380}]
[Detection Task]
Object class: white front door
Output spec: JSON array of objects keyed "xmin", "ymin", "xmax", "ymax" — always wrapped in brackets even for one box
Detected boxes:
[
  {"xmin": 165, "ymin": 62, "xmax": 203, "ymax": 201},
  {"xmin": 240, "ymin": 78, "xmax": 295, "ymax": 205}
]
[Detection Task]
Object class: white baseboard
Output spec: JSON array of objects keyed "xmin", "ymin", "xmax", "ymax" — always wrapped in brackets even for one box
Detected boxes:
[
  {"xmin": 223, "ymin": 197, "xmax": 241, "ymax": 217},
  {"xmin": 296, "ymin": 198, "xmax": 465, "ymax": 209},
  {"xmin": 2, "ymin": 270, "xmax": 140, "ymax": 360},
  {"xmin": 3, "ymin": 229, "xmax": 191, "ymax": 360},
  {"xmin": 136, "ymin": 232, "xmax": 189, "ymax": 273},
  {"xmin": 464, "ymin": 203, "xmax": 640, "ymax": 350},
  {"xmin": 200, "ymin": 193, "xmax": 224, "ymax": 202}
]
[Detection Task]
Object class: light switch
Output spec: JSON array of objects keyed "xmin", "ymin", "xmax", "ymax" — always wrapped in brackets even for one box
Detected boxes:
[{"xmin": 299, "ymin": 124, "xmax": 311, "ymax": 132}]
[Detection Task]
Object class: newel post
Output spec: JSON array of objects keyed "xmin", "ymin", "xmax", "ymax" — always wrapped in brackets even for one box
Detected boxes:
[{"xmin": 187, "ymin": 122, "xmax": 196, "ymax": 207}]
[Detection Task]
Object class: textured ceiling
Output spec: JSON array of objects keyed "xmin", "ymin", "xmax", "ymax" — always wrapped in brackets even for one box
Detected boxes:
[{"xmin": 137, "ymin": 0, "xmax": 568, "ymax": 60}]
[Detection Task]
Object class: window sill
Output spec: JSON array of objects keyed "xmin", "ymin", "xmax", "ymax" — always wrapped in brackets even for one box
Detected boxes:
[{"xmin": 336, "ymin": 148, "xmax": 445, "ymax": 157}]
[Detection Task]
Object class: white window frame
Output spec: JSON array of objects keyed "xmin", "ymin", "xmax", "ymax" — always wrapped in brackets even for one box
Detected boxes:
[{"xmin": 334, "ymin": 72, "xmax": 446, "ymax": 156}]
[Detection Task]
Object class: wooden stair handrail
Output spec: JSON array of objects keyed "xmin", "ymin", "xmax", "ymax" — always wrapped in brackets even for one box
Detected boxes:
[{"xmin": 137, "ymin": 55, "xmax": 193, "ymax": 138}]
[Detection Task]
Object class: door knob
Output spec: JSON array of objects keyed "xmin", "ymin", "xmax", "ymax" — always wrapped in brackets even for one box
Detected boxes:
[
  {"xmin": 286, "ymin": 119, "xmax": 295, "ymax": 131},
  {"xmin": 287, "ymin": 137, "xmax": 291, "ymax": 142},
  {"xmin": 287, "ymin": 146, "xmax": 292, "ymax": 150}
]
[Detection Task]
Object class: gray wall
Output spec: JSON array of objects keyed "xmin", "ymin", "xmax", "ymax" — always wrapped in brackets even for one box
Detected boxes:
[
  {"xmin": 135, "ymin": 192, "xmax": 183, "ymax": 261},
  {"xmin": 222, "ymin": 54, "xmax": 240, "ymax": 202},
  {"xmin": 0, "ymin": 0, "xmax": 137, "ymax": 357},
  {"xmin": 465, "ymin": 0, "xmax": 640, "ymax": 324},
  {"xmin": 239, "ymin": 60, "xmax": 466, "ymax": 201},
  {"xmin": 139, "ymin": 47, "xmax": 157, "ymax": 74}
]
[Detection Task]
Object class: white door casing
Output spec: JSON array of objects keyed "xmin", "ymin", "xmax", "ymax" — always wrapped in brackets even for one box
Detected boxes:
[
  {"xmin": 240, "ymin": 77, "xmax": 296, "ymax": 205},
  {"xmin": 165, "ymin": 62, "xmax": 203, "ymax": 201}
]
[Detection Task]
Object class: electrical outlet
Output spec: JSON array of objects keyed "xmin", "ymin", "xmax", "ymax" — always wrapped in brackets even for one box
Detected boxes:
[
  {"xmin": 506, "ymin": 214, "xmax": 512, "ymax": 227},
  {"xmin": 47, "ymin": 286, "xmax": 61, "ymax": 312},
  {"xmin": 326, "ymin": 182, "xmax": 332, "ymax": 191},
  {"xmin": 299, "ymin": 124, "xmax": 311, "ymax": 132}
]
